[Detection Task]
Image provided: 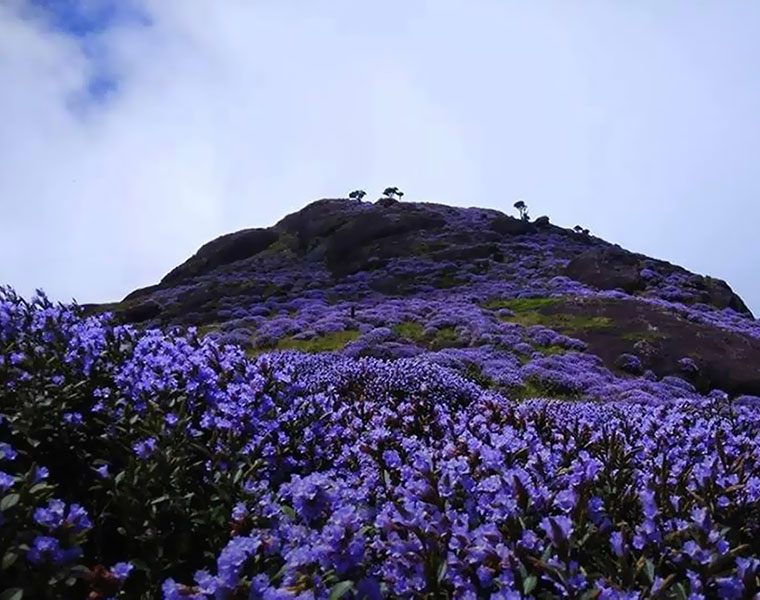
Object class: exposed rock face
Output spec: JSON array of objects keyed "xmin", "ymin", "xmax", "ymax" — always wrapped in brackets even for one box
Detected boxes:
[
  {"xmin": 161, "ymin": 228, "xmax": 279, "ymax": 285},
  {"xmin": 566, "ymin": 247, "xmax": 646, "ymax": 294},
  {"xmin": 490, "ymin": 215, "xmax": 534, "ymax": 236},
  {"xmin": 567, "ymin": 247, "xmax": 752, "ymax": 317},
  {"xmin": 533, "ymin": 296, "xmax": 760, "ymax": 395},
  {"xmin": 121, "ymin": 300, "xmax": 162, "ymax": 323},
  {"xmin": 98, "ymin": 197, "xmax": 760, "ymax": 398}
]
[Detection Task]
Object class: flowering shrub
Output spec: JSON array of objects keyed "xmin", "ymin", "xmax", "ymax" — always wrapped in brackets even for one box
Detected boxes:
[{"xmin": 2, "ymin": 287, "xmax": 760, "ymax": 598}]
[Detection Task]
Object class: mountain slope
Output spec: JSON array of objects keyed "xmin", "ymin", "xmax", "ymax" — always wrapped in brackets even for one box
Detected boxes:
[{"xmin": 97, "ymin": 197, "xmax": 760, "ymax": 398}]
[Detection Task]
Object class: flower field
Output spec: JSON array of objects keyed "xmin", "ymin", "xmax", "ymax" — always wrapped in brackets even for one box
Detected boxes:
[{"xmin": 2, "ymin": 287, "xmax": 760, "ymax": 599}]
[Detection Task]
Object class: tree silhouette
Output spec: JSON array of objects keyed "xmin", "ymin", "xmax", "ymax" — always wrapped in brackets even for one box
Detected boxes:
[
  {"xmin": 348, "ymin": 190, "xmax": 367, "ymax": 201},
  {"xmin": 514, "ymin": 200, "xmax": 529, "ymax": 221},
  {"xmin": 383, "ymin": 187, "xmax": 404, "ymax": 200}
]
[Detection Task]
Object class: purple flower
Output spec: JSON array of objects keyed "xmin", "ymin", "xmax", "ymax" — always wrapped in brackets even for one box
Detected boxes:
[
  {"xmin": 610, "ymin": 531, "xmax": 625, "ymax": 557},
  {"xmin": 715, "ymin": 576, "xmax": 743, "ymax": 599},
  {"xmin": 162, "ymin": 578, "xmax": 204, "ymax": 600},
  {"xmin": 33, "ymin": 466, "xmax": 49, "ymax": 483},
  {"xmin": 555, "ymin": 488, "xmax": 577, "ymax": 512},
  {"xmin": 34, "ymin": 499, "xmax": 66, "ymax": 529},
  {"xmin": 540, "ymin": 515, "xmax": 573, "ymax": 545},
  {"xmin": 0, "ymin": 471, "xmax": 14, "ymax": 492},
  {"xmin": 95, "ymin": 464, "xmax": 110, "ymax": 478},
  {"xmin": 66, "ymin": 503, "xmax": 92, "ymax": 532},
  {"xmin": 27, "ymin": 535, "xmax": 82, "ymax": 565},
  {"xmin": 194, "ymin": 570, "xmax": 218, "ymax": 595},
  {"xmin": 0, "ymin": 443, "xmax": 17, "ymax": 461},
  {"xmin": 215, "ymin": 535, "xmax": 261, "ymax": 589},
  {"xmin": 639, "ymin": 489, "xmax": 658, "ymax": 520},
  {"xmin": 133, "ymin": 437, "xmax": 157, "ymax": 459},
  {"xmin": 63, "ymin": 412, "xmax": 84, "ymax": 425},
  {"xmin": 231, "ymin": 502, "xmax": 248, "ymax": 521},
  {"xmin": 112, "ymin": 561, "xmax": 134, "ymax": 581},
  {"xmin": 34, "ymin": 500, "xmax": 91, "ymax": 533}
]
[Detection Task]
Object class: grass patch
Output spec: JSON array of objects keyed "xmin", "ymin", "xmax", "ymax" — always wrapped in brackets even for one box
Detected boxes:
[
  {"xmin": 504, "ymin": 311, "xmax": 613, "ymax": 332},
  {"xmin": 393, "ymin": 321, "xmax": 461, "ymax": 350},
  {"xmin": 275, "ymin": 329, "xmax": 360, "ymax": 353},
  {"xmin": 482, "ymin": 297, "xmax": 560, "ymax": 311},
  {"xmin": 462, "ymin": 362, "xmax": 495, "ymax": 389},
  {"xmin": 262, "ymin": 232, "xmax": 298, "ymax": 256},
  {"xmin": 393, "ymin": 321, "xmax": 426, "ymax": 342},
  {"xmin": 539, "ymin": 345, "xmax": 569, "ymax": 357},
  {"xmin": 509, "ymin": 377, "xmax": 581, "ymax": 401},
  {"xmin": 197, "ymin": 322, "xmax": 221, "ymax": 336},
  {"xmin": 430, "ymin": 326, "xmax": 460, "ymax": 350},
  {"xmin": 486, "ymin": 297, "xmax": 614, "ymax": 333},
  {"xmin": 621, "ymin": 330, "xmax": 664, "ymax": 342}
]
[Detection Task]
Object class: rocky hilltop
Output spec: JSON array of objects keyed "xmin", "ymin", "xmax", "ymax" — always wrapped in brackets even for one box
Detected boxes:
[{"xmin": 99, "ymin": 197, "xmax": 760, "ymax": 399}]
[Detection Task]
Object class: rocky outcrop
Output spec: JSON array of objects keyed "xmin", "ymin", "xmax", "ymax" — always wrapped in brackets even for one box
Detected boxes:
[
  {"xmin": 161, "ymin": 228, "xmax": 279, "ymax": 285},
  {"xmin": 566, "ymin": 247, "xmax": 752, "ymax": 317}
]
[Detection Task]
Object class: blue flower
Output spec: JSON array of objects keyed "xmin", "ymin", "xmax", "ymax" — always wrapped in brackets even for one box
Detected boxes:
[
  {"xmin": 0, "ymin": 471, "xmax": 14, "ymax": 492},
  {"xmin": 28, "ymin": 535, "xmax": 82, "ymax": 565},
  {"xmin": 133, "ymin": 438, "xmax": 157, "ymax": 459},
  {"xmin": 34, "ymin": 499, "xmax": 66, "ymax": 529},
  {"xmin": 540, "ymin": 515, "xmax": 573, "ymax": 545},
  {"xmin": 610, "ymin": 531, "xmax": 625, "ymax": 557},
  {"xmin": 33, "ymin": 466, "xmax": 49, "ymax": 483},
  {"xmin": 112, "ymin": 561, "xmax": 134, "ymax": 581},
  {"xmin": 66, "ymin": 503, "xmax": 92, "ymax": 532},
  {"xmin": 0, "ymin": 443, "xmax": 17, "ymax": 461}
]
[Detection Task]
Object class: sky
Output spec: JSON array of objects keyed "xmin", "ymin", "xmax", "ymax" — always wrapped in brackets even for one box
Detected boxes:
[{"xmin": 2, "ymin": 1, "xmax": 759, "ymax": 314}]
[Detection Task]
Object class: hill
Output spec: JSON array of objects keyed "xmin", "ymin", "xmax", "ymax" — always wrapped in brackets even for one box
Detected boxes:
[{"xmin": 101, "ymin": 197, "xmax": 760, "ymax": 400}]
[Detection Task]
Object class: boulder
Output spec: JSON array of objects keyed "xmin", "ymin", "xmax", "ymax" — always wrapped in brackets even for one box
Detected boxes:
[{"xmin": 565, "ymin": 247, "xmax": 645, "ymax": 293}]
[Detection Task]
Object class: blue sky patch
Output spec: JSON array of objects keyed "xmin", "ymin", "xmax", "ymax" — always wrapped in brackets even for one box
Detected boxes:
[
  {"xmin": 29, "ymin": 0, "xmax": 148, "ymax": 37},
  {"xmin": 24, "ymin": 0, "xmax": 149, "ymax": 109}
]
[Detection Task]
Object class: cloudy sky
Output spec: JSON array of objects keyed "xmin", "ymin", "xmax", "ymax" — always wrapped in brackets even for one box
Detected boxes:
[{"xmin": 2, "ymin": 1, "xmax": 759, "ymax": 313}]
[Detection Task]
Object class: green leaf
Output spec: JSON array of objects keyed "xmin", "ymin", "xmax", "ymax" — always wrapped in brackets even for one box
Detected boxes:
[
  {"xmin": 645, "ymin": 559, "xmax": 655, "ymax": 583},
  {"xmin": 1, "ymin": 552, "xmax": 18, "ymax": 570},
  {"xmin": 329, "ymin": 581, "xmax": 354, "ymax": 600},
  {"xmin": 523, "ymin": 575, "xmax": 537, "ymax": 595},
  {"xmin": 383, "ymin": 470, "xmax": 392, "ymax": 487},
  {"xmin": 437, "ymin": 560, "xmax": 448, "ymax": 583},
  {"xmin": 28, "ymin": 483, "xmax": 50, "ymax": 496},
  {"xmin": 0, "ymin": 588, "xmax": 23, "ymax": 600},
  {"xmin": 541, "ymin": 543, "xmax": 553, "ymax": 562},
  {"xmin": 0, "ymin": 494, "xmax": 20, "ymax": 512}
]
